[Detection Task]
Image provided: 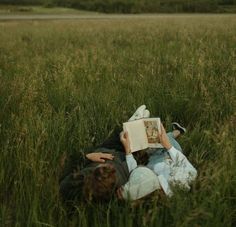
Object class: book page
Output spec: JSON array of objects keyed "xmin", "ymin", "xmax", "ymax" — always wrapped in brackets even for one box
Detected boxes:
[
  {"xmin": 143, "ymin": 118, "xmax": 163, "ymax": 148},
  {"xmin": 123, "ymin": 119, "xmax": 148, "ymax": 152}
]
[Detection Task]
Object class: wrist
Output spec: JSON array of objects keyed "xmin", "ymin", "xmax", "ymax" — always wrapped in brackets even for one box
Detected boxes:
[
  {"xmin": 86, "ymin": 153, "xmax": 94, "ymax": 161},
  {"xmin": 165, "ymin": 144, "xmax": 172, "ymax": 150},
  {"xmin": 125, "ymin": 146, "xmax": 131, "ymax": 155}
]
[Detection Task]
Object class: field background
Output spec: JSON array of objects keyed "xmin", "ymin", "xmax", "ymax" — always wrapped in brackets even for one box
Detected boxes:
[
  {"xmin": 0, "ymin": 5, "xmax": 100, "ymax": 15},
  {"xmin": 1, "ymin": 0, "xmax": 236, "ymax": 13},
  {"xmin": 0, "ymin": 15, "xmax": 236, "ymax": 226}
]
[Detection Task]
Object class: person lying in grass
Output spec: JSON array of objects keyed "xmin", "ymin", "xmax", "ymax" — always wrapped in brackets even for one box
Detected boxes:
[
  {"xmin": 59, "ymin": 105, "xmax": 151, "ymax": 205},
  {"xmin": 59, "ymin": 105, "xmax": 197, "ymax": 205},
  {"xmin": 60, "ymin": 144, "xmax": 125, "ymax": 203},
  {"xmin": 118, "ymin": 121, "xmax": 197, "ymax": 200},
  {"xmin": 59, "ymin": 127, "xmax": 135, "ymax": 204}
]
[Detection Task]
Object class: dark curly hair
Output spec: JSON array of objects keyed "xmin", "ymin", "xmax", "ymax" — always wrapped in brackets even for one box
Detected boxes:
[{"xmin": 83, "ymin": 164, "xmax": 117, "ymax": 202}]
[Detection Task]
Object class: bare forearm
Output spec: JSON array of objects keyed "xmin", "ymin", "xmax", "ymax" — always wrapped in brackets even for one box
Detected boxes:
[{"xmin": 85, "ymin": 152, "xmax": 114, "ymax": 163}]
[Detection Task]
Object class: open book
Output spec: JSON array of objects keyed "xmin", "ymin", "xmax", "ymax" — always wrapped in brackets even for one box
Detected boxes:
[{"xmin": 123, "ymin": 118, "xmax": 163, "ymax": 153}]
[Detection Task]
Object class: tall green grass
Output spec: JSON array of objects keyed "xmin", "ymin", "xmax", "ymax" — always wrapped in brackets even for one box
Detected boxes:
[{"xmin": 0, "ymin": 16, "xmax": 236, "ymax": 226}]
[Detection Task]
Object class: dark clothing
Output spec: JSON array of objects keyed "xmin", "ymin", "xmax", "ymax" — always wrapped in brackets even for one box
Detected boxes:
[
  {"xmin": 96, "ymin": 128, "xmax": 125, "ymax": 152},
  {"xmin": 59, "ymin": 128, "xmax": 129, "ymax": 203},
  {"xmin": 83, "ymin": 148, "xmax": 129, "ymax": 187}
]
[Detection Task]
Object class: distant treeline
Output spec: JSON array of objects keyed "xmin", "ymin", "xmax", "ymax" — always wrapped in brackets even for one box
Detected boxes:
[{"xmin": 1, "ymin": 0, "xmax": 236, "ymax": 13}]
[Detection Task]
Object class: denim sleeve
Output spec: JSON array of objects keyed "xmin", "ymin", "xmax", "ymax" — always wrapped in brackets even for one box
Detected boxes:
[{"xmin": 125, "ymin": 154, "xmax": 137, "ymax": 172}]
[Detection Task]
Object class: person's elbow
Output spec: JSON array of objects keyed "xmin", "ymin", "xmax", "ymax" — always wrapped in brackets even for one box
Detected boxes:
[{"xmin": 190, "ymin": 167, "xmax": 197, "ymax": 181}]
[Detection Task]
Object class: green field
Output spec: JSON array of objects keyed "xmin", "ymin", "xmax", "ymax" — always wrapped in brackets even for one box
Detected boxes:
[{"xmin": 0, "ymin": 15, "xmax": 236, "ymax": 226}]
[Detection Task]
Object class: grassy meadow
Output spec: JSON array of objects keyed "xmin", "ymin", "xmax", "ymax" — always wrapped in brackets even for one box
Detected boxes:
[{"xmin": 0, "ymin": 15, "xmax": 236, "ymax": 226}]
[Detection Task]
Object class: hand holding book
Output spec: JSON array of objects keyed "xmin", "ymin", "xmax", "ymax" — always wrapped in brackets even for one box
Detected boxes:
[
  {"xmin": 120, "ymin": 131, "xmax": 131, "ymax": 154},
  {"xmin": 123, "ymin": 118, "xmax": 163, "ymax": 152},
  {"xmin": 158, "ymin": 123, "xmax": 172, "ymax": 150}
]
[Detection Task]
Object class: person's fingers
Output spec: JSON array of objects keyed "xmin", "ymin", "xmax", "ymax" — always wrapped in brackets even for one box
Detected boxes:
[
  {"xmin": 116, "ymin": 187, "xmax": 124, "ymax": 200},
  {"xmin": 120, "ymin": 131, "xmax": 125, "ymax": 140},
  {"xmin": 161, "ymin": 123, "xmax": 167, "ymax": 133},
  {"xmin": 100, "ymin": 153, "xmax": 114, "ymax": 160},
  {"xmin": 122, "ymin": 131, "xmax": 130, "ymax": 144},
  {"xmin": 160, "ymin": 123, "xmax": 164, "ymax": 132}
]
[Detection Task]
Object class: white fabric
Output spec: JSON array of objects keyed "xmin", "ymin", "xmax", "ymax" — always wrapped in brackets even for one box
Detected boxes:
[
  {"xmin": 128, "ymin": 105, "xmax": 149, "ymax": 122},
  {"xmin": 151, "ymin": 146, "xmax": 197, "ymax": 192},
  {"xmin": 168, "ymin": 146, "xmax": 197, "ymax": 188},
  {"xmin": 157, "ymin": 175, "xmax": 173, "ymax": 196},
  {"xmin": 125, "ymin": 147, "xmax": 197, "ymax": 197},
  {"xmin": 125, "ymin": 154, "xmax": 137, "ymax": 172},
  {"xmin": 122, "ymin": 167, "xmax": 161, "ymax": 200}
]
